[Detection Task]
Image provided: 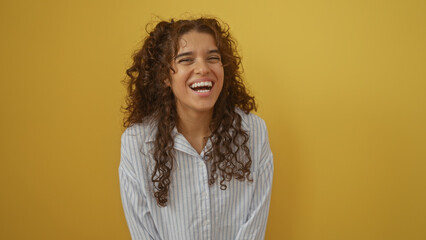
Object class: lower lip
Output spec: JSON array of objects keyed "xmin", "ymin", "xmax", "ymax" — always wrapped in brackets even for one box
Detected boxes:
[{"xmin": 191, "ymin": 88, "xmax": 213, "ymax": 97}]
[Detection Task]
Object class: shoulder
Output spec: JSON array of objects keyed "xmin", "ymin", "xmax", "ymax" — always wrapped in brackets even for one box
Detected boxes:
[
  {"xmin": 120, "ymin": 121, "xmax": 157, "ymax": 166},
  {"xmin": 235, "ymin": 108, "xmax": 268, "ymax": 136},
  {"xmin": 235, "ymin": 108, "xmax": 272, "ymax": 165},
  {"xmin": 121, "ymin": 120, "xmax": 157, "ymax": 147},
  {"xmin": 120, "ymin": 121, "xmax": 157, "ymax": 179}
]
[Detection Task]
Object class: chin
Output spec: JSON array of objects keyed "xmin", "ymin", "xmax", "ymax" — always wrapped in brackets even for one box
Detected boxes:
[{"xmin": 195, "ymin": 106, "xmax": 215, "ymax": 113}]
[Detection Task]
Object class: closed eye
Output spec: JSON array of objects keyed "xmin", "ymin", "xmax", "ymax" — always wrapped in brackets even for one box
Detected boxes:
[
  {"xmin": 177, "ymin": 58, "xmax": 194, "ymax": 64},
  {"xmin": 207, "ymin": 56, "xmax": 221, "ymax": 63}
]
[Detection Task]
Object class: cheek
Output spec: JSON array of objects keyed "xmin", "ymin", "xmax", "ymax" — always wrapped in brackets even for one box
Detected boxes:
[
  {"xmin": 170, "ymin": 72, "xmax": 187, "ymax": 87},
  {"xmin": 214, "ymin": 66, "xmax": 225, "ymax": 81}
]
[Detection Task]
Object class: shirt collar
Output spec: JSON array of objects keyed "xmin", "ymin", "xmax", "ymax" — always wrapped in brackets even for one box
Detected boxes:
[
  {"xmin": 144, "ymin": 126, "xmax": 178, "ymax": 143},
  {"xmin": 144, "ymin": 107, "xmax": 249, "ymax": 144},
  {"xmin": 145, "ymin": 126, "xmax": 212, "ymax": 158}
]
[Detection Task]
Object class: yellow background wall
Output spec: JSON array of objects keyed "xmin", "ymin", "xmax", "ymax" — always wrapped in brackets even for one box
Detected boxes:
[{"xmin": 1, "ymin": 0, "xmax": 425, "ymax": 239}]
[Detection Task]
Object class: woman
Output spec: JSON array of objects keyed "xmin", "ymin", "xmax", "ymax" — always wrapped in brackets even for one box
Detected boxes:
[{"xmin": 119, "ymin": 17, "xmax": 273, "ymax": 240}]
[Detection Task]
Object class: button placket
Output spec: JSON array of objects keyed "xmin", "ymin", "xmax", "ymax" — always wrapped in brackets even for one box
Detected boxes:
[{"xmin": 197, "ymin": 155, "xmax": 211, "ymax": 239}]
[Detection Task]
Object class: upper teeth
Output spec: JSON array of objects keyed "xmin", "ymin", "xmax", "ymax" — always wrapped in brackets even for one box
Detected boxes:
[{"xmin": 190, "ymin": 81, "xmax": 212, "ymax": 88}]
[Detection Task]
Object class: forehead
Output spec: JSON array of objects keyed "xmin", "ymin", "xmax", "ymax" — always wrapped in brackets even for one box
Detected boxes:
[{"xmin": 177, "ymin": 31, "xmax": 218, "ymax": 52}]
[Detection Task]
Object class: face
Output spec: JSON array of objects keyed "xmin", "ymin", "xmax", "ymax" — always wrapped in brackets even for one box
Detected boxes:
[{"xmin": 169, "ymin": 31, "xmax": 224, "ymax": 117}]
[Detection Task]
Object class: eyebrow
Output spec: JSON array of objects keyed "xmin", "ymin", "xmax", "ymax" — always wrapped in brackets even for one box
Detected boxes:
[{"xmin": 175, "ymin": 49, "xmax": 220, "ymax": 59}]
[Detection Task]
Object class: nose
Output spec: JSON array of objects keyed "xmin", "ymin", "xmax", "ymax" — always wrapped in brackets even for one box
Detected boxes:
[{"xmin": 194, "ymin": 59, "xmax": 210, "ymax": 75}]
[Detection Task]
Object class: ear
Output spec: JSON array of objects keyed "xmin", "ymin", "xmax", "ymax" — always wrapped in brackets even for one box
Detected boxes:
[{"xmin": 164, "ymin": 78, "xmax": 171, "ymax": 87}]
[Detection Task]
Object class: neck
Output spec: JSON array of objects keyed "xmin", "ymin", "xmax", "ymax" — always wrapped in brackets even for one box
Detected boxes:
[{"xmin": 176, "ymin": 109, "xmax": 213, "ymax": 139}]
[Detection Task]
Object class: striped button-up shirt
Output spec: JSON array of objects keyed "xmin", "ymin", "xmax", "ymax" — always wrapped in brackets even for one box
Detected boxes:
[{"xmin": 119, "ymin": 111, "xmax": 273, "ymax": 240}]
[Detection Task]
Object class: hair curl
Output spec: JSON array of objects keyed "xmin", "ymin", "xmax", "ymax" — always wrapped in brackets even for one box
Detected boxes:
[{"xmin": 123, "ymin": 17, "xmax": 256, "ymax": 207}]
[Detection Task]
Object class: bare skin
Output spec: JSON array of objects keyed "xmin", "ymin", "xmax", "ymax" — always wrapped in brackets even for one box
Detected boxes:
[
  {"xmin": 176, "ymin": 108, "xmax": 212, "ymax": 154},
  {"xmin": 168, "ymin": 32, "xmax": 224, "ymax": 154}
]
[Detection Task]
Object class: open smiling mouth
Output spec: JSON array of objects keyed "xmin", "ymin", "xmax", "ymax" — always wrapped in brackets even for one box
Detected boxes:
[{"xmin": 189, "ymin": 81, "xmax": 213, "ymax": 93}]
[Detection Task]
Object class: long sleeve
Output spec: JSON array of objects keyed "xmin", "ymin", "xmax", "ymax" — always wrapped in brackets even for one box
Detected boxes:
[
  {"xmin": 235, "ymin": 122, "xmax": 274, "ymax": 240},
  {"xmin": 118, "ymin": 113, "xmax": 272, "ymax": 239},
  {"xmin": 119, "ymin": 132, "xmax": 160, "ymax": 240}
]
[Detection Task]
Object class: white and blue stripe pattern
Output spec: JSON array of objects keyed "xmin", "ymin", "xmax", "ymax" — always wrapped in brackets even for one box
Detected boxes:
[{"xmin": 119, "ymin": 110, "xmax": 274, "ymax": 240}]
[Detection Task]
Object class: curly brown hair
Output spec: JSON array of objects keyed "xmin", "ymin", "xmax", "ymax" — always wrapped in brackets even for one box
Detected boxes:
[{"xmin": 123, "ymin": 17, "xmax": 257, "ymax": 207}]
